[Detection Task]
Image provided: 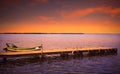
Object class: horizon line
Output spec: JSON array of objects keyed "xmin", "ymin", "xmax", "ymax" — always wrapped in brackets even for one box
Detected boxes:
[{"xmin": 0, "ymin": 32, "xmax": 120, "ymax": 34}]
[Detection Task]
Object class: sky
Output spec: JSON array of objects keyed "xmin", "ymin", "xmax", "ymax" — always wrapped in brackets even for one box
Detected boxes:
[{"xmin": 0, "ymin": 0, "xmax": 120, "ymax": 33}]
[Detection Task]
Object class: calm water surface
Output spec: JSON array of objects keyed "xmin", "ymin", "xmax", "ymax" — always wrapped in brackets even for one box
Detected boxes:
[{"xmin": 0, "ymin": 34, "xmax": 120, "ymax": 74}]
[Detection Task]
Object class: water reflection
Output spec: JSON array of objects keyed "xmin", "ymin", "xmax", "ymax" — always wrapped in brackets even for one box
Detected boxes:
[
  {"xmin": 0, "ymin": 53, "xmax": 119, "ymax": 74},
  {"xmin": 0, "ymin": 54, "xmax": 117, "ymax": 67}
]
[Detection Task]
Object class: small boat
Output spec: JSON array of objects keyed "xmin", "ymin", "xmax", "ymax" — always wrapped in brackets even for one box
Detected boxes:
[{"xmin": 3, "ymin": 43, "xmax": 43, "ymax": 52}]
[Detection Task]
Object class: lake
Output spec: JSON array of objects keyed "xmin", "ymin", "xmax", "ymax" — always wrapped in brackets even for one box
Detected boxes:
[{"xmin": 0, "ymin": 34, "xmax": 120, "ymax": 74}]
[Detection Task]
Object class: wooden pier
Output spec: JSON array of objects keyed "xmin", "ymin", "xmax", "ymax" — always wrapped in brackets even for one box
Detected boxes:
[{"xmin": 0, "ymin": 47, "xmax": 117, "ymax": 61}]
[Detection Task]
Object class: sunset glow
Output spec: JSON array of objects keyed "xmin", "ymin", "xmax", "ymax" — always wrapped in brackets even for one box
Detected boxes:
[{"xmin": 0, "ymin": 0, "xmax": 120, "ymax": 33}]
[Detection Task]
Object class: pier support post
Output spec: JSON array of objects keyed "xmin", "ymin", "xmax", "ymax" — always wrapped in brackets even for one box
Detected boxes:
[
  {"xmin": 105, "ymin": 49, "xmax": 110, "ymax": 55},
  {"xmin": 99, "ymin": 50, "xmax": 105, "ymax": 55},
  {"xmin": 72, "ymin": 51, "xmax": 83, "ymax": 57},
  {"xmin": 88, "ymin": 50, "xmax": 99, "ymax": 56},
  {"xmin": 102, "ymin": 48, "xmax": 117, "ymax": 55},
  {"xmin": 60, "ymin": 53, "xmax": 69, "ymax": 58},
  {"xmin": 3, "ymin": 57, "xmax": 7, "ymax": 62},
  {"xmin": 40, "ymin": 54, "xmax": 46, "ymax": 59},
  {"xmin": 40, "ymin": 46, "xmax": 46, "ymax": 59},
  {"xmin": 114, "ymin": 48, "xmax": 118, "ymax": 55},
  {"xmin": 109, "ymin": 49, "xmax": 117, "ymax": 55}
]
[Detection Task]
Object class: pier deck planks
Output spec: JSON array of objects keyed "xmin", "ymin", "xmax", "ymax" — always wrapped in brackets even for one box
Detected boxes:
[{"xmin": 0, "ymin": 47, "xmax": 117, "ymax": 57}]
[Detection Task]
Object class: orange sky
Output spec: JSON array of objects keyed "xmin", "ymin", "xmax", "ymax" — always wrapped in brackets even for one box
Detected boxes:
[{"xmin": 0, "ymin": 0, "xmax": 120, "ymax": 33}]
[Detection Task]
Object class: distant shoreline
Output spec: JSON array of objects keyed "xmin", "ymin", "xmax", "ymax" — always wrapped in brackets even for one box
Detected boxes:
[
  {"xmin": 0, "ymin": 33, "xmax": 84, "ymax": 34},
  {"xmin": 0, "ymin": 33, "xmax": 120, "ymax": 34}
]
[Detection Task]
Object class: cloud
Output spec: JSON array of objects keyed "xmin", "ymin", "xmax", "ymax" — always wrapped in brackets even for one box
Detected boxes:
[
  {"xmin": 30, "ymin": 0, "xmax": 48, "ymax": 6},
  {"xmin": 0, "ymin": 0, "xmax": 48, "ymax": 6},
  {"xmin": 59, "ymin": 7, "xmax": 120, "ymax": 18},
  {"xmin": 0, "ymin": 0, "xmax": 19, "ymax": 7},
  {"xmin": 32, "ymin": 0, "xmax": 48, "ymax": 3},
  {"xmin": 101, "ymin": 7, "xmax": 120, "ymax": 17},
  {"xmin": 36, "ymin": 16, "xmax": 57, "ymax": 23},
  {"xmin": 31, "ymin": 0, "xmax": 48, "ymax": 5},
  {"xmin": 38, "ymin": 16, "xmax": 54, "ymax": 21}
]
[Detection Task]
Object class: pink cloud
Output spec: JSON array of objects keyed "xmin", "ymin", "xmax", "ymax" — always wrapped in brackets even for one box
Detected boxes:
[
  {"xmin": 30, "ymin": 0, "xmax": 48, "ymax": 6},
  {"xmin": 1, "ymin": 0, "xmax": 19, "ymax": 7},
  {"xmin": 31, "ymin": 0, "xmax": 48, "ymax": 5},
  {"xmin": 32, "ymin": 0, "xmax": 48, "ymax": 3},
  {"xmin": 38, "ymin": 16, "xmax": 54, "ymax": 20},
  {"xmin": 36, "ymin": 16, "xmax": 57, "ymax": 23},
  {"xmin": 59, "ymin": 7, "xmax": 120, "ymax": 18},
  {"xmin": 101, "ymin": 7, "xmax": 120, "ymax": 17}
]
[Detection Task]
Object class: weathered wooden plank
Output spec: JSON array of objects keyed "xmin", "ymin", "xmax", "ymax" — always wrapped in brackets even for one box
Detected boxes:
[{"xmin": 0, "ymin": 47, "xmax": 117, "ymax": 57}]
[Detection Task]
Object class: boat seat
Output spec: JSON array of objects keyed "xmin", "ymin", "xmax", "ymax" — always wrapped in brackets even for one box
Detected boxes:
[{"xmin": 6, "ymin": 43, "xmax": 18, "ymax": 48}]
